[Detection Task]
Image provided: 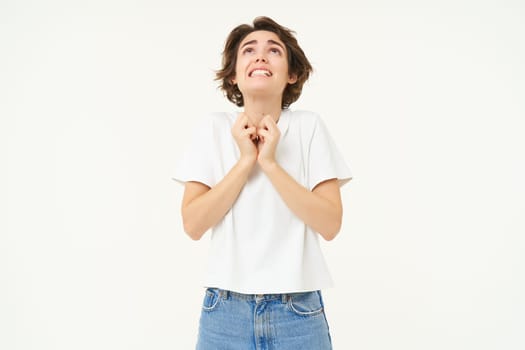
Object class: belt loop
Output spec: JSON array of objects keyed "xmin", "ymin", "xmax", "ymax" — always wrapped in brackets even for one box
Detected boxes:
[
  {"xmin": 281, "ymin": 293, "xmax": 288, "ymax": 303},
  {"xmin": 222, "ymin": 289, "xmax": 229, "ymax": 300}
]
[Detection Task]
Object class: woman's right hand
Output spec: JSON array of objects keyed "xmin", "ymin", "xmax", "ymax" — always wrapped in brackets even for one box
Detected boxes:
[{"xmin": 232, "ymin": 112, "xmax": 258, "ymax": 164}]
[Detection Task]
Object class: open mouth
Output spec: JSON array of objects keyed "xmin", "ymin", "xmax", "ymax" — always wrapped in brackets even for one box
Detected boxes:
[{"xmin": 249, "ymin": 69, "xmax": 272, "ymax": 77}]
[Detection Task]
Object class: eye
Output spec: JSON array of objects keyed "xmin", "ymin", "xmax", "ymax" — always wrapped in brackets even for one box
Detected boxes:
[
  {"xmin": 270, "ymin": 47, "xmax": 282, "ymax": 55},
  {"xmin": 242, "ymin": 47, "xmax": 254, "ymax": 54}
]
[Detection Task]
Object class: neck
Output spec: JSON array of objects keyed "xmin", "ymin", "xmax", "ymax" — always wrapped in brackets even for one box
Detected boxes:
[{"xmin": 242, "ymin": 95, "xmax": 283, "ymax": 125}]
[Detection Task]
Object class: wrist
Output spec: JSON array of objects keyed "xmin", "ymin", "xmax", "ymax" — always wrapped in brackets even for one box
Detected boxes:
[
  {"xmin": 258, "ymin": 158, "xmax": 278, "ymax": 172},
  {"xmin": 238, "ymin": 155, "xmax": 257, "ymax": 168}
]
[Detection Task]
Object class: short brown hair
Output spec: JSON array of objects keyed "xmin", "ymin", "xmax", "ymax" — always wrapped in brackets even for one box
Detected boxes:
[{"xmin": 216, "ymin": 16, "xmax": 313, "ymax": 109}]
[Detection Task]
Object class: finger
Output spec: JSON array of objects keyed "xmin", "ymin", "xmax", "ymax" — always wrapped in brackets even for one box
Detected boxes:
[
  {"xmin": 235, "ymin": 113, "xmax": 250, "ymax": 126},
  {"xmin": 260, "ymin": 126, "xmax": 280, "ymax": 142},
  {"xmin": 256, "ymin": 128, "xmax": 271, "ymax": 138},
  {"xmin": 240, "ymin": 112, "xmax": 256, "ymax": 125},
  {"xmin": 242, "ymin": 126, "xmax": 256, "ymax": 136},
  {"xmin": 239, "ymin": 115, "xmax": 249, "ymax": 128},
  {"xmin": 256, "ymin": 130, "xmax": 269, "ymax": 144},
  {"xmin": 236, "ymin": 118, "xmax": 254, "ymax": 132},
  {"xmin": 258, "ymin": 116, "xmax": 277, "ymax": 131},
  {"xmin": 244, "ymin": 120, "xmax": 256, "ymax": 130}
]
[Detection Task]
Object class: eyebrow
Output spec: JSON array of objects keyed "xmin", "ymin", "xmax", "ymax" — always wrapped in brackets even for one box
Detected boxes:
[{"xmin": 240, "ymin": 39, "xmax": 285, "ymax": 50}]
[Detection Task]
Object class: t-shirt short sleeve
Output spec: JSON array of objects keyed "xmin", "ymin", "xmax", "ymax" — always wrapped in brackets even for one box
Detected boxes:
[
  {"xmin": 308, "ymin": 115, "xmax": 353, "ymax": 191},
  {"xmin": 171, "ymin": 115, "xmax": 217, "ymax": 188}
]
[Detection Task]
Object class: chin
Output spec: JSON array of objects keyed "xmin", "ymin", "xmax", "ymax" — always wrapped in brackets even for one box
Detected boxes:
[{"xmin": 241, "ymin": 84, "xmax": 285, "ymax": 97}]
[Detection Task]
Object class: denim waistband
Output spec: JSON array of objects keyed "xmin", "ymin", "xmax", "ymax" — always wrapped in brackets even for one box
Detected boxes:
[{"xmin": 208, "ymin": 287, "xmax": 319, "ymax": 304}]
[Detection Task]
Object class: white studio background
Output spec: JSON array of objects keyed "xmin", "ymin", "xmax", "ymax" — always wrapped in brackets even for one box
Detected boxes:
[{"xmin": 1, "ymin": 1, "xmax": 524, "ymax": 349}]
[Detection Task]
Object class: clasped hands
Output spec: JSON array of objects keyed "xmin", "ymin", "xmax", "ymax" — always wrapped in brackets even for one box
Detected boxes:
[{"xmin": 232, "ymin": 112, "xmax": 280, "ymax": 167}]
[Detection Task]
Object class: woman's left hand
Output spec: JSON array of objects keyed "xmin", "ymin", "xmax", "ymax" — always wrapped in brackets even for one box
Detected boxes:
[{"xmin": 256, "ymin": 115, "xmax": 281, "ymax": 168}]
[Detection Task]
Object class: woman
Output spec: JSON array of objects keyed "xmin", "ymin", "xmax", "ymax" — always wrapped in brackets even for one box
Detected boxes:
[{"xmin": 172, "ymin": 16, "xmax": 353, "ymax": 350}]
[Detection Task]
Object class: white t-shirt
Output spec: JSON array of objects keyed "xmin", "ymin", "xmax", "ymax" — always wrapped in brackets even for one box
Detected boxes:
[{"xmin": 172, "ymin": 109, "xmax": 353, "ymax": 294}]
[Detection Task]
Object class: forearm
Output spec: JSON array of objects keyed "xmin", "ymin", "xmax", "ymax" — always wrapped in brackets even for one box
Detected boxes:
[
  {"xmin": 260, "ymin": 161, "xmax": 342, "ymax": 240},
  {"xmin": 183, "ymin": 158, "xmax": 254, "ymax": 239}
]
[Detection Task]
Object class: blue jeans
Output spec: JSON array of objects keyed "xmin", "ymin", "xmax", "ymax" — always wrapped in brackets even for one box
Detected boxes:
[{"xmin": 196, "ymin": 288, "xmax": 333, "ymax": 350}]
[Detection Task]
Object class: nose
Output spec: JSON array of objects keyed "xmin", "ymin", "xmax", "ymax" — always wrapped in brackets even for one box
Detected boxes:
[{"xmin": 255, "ymin": 56, "xmax": 267, "ymax": 63}]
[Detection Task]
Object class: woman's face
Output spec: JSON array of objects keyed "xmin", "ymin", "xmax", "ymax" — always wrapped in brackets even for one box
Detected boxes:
[{"xmin": 232, "ymin": 30, "xmax": 297, "ymax": 101}]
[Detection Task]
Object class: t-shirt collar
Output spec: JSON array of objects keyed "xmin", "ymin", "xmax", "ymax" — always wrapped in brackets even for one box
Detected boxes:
[{"xmin": 277, "ymin": 109, "xmax": 291, "ymax": 136}]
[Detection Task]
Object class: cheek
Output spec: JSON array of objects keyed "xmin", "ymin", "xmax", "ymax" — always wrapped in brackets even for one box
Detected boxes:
[
  {"xmin": 235, "ymin": 55, "xmax": 248, "ymax": 69},
  {"xmin": 233, "ymin": 64, "xmax": 245, "ymax": 81},
  {"xmin": 273, "ymin": 58, "xmax": 289, "ymax": 74}
]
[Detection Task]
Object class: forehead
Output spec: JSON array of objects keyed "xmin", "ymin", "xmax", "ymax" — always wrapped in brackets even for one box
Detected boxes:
[{"xmin": 239, "ymin": 30, "xmax": 284, "ymax": 47}]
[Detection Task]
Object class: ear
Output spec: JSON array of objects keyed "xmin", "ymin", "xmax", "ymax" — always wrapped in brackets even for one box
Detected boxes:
[
  {"xmin": 230, "ymin": 73, "xmax": 237, "ymax": 85},
  {"xmin": 288, "ymin": 73, "xmax": 298, "ymax": 84}
]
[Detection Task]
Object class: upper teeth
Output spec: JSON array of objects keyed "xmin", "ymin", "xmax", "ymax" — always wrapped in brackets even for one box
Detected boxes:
[{"xmin": 251, "ymin": 69, "xmax": 271, "ymax": 77}]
